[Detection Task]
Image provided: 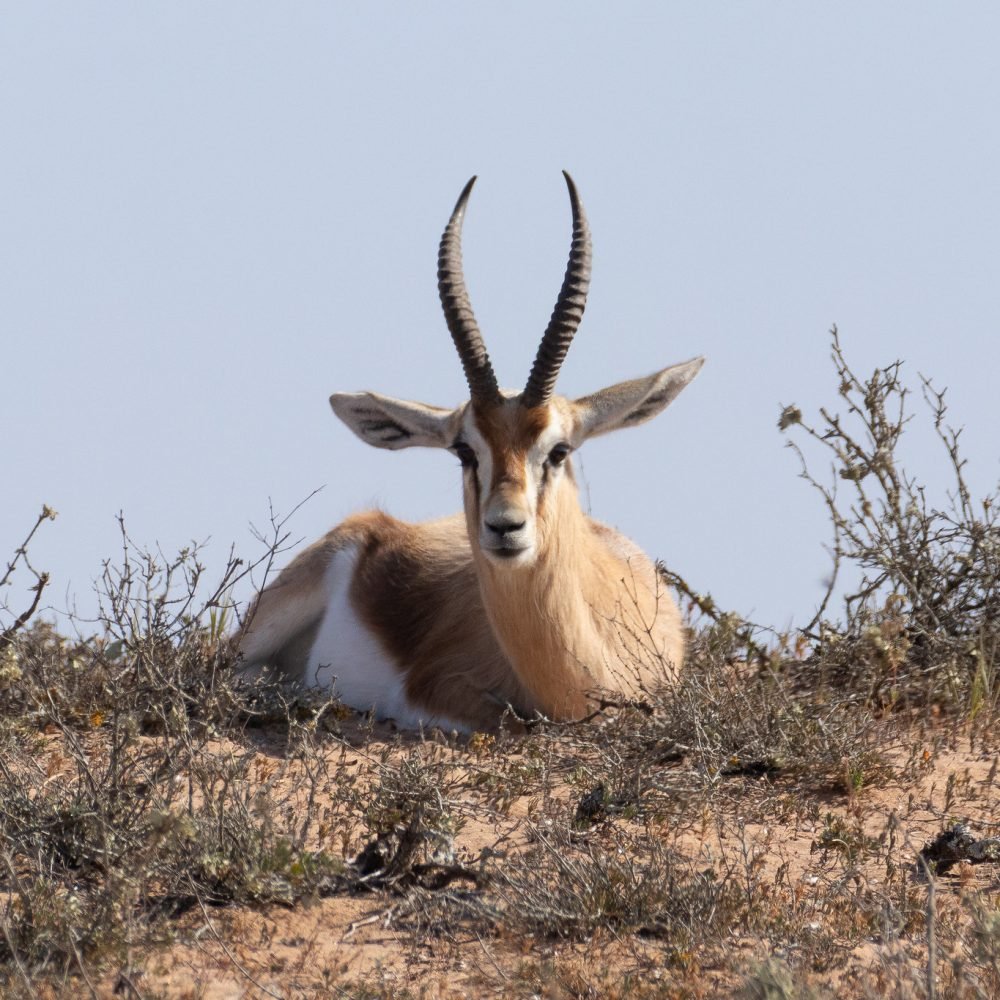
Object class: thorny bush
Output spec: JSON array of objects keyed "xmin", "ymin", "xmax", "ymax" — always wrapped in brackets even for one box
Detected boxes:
[
  {"xmin": 0, "ymin": 333, "xmax": 999, "ymax": 996},
  {"xmin": 0, "ymin": 514, "xmax": 349, "ymax": 987},
  {"xmin": 779, "ymin": 327, "xmax": 1000, "ymax": 710}
]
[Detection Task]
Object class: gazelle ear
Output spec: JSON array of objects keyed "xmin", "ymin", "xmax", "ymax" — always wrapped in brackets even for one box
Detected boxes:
[
  {"xmin": 329, "ymin": 392, "xmax": 458, "ymax": 450},
  {"xmin": 573, "ymin": 357, "xmax": 704, "ymax": 440}
]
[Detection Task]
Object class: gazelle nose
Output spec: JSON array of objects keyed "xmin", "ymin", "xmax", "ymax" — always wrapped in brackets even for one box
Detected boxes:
[{"xmin": 485, "ymin": 516, "xmax": 526, "ymax": 538}]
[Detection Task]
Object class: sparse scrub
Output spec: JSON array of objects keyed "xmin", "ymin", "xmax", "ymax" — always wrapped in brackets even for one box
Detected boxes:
[
  {"xmin": 0, "ymin": 514, "xmax": 350, "ymax": 992},
  {"xmin": 780, "ymin": 327, "xmax": 1000, "ymax": 711},
  {"xmin": 0, "ymin": 333, "xmax": 998, "ymax": 996},
  {"xmin": 487, "ymin": 821, "xmax": 743, "ymax": 943}
]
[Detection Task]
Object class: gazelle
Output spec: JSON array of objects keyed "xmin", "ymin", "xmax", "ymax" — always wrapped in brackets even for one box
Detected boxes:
[{"xmin": 238, "ymin": 173, "xmax": 703, "ymax": 732}]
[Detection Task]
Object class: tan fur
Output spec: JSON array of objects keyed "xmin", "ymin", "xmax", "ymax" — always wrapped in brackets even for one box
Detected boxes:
[
  {"xmin": 236, "ymin": 518, "xmax": 369, "ymax": 681},
  {"xmin": 473, "ymin": 402, "xmax": 551, "ymax": 492},
  {"xmin": 239, "ymin": 390, "xmax": 686, "ymax": 730},
  {"xmin": 236, "ymin": 177, "xmax": 704, "ymax": 727},
  {"xmin": 471, "ymin": 443, "xmax": 683, "ymax": 719},
  {"xmin": 246, "ymin": 378, "xmax": 691, "ymax": 732},
  {"xmin": 345, "ymin": 513, "xmax": 533, "ymax": 730}
]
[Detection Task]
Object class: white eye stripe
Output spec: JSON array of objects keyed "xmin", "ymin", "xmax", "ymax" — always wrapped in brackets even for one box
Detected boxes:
[
  {"xmin": 461, "ymin": 411, "xmax": 493, "ymax": 505},
  {"xmin": 461, "ymin": 405, "xmax": 571, "ymax": 507},
  {"xmin": 531, "ymin": 414, "xmax": 570, "ymax": 466}
]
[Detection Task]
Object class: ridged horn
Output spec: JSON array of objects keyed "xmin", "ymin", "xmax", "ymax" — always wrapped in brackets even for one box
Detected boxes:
[
  {"xmin": 522, "ymin": 171, "xmax": 592, "ymax": 408},
  {"xmin": 437, "ymin": 176, "xmax": 502, "ymax": 406}
]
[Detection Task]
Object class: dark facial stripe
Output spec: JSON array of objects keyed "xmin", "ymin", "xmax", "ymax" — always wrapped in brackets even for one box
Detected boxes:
[{"xmin": 472, "ymin": 402, "xmax": 552, "ymax": 494}]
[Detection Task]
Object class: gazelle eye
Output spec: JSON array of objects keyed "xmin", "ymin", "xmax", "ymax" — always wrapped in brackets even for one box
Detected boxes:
[
  {"xmin": 547, "ymin": 443, "xmax": 571, "ymax": 467},
  {"xmin": 452, "ymin": 442, "xmax": 478, "ymax": 469}
]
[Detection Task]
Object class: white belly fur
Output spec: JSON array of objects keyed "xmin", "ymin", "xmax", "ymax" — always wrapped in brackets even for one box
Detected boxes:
[{"xmin": 306, "ymin": 546, "xmax": 469, "ymax": 732}]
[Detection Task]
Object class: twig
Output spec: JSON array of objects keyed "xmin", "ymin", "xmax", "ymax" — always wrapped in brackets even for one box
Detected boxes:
[
  {"xmin": 1, "ymin": 571, "xmax": 50, "ymax": 644},
  {"xmin": 921, "ymin": 856, "xmax": 937, "ymax": 1000},
  {"xmin": 0, "ymin": 850, "xmax": 42, "ymax": 1000},
  {"xmin": 343, "ymin": 908, "xmax": 395, "ymax": 941},
  {"xmin": 1, "ymin": 505, "xmax": 56, "ymax": 642},
  {"xmin": 657, "ymin": 564, "xmax": 767, "ymax": 662},
  {"xmin": 0, "ymin": 505, "xmax": 55, "ymax": 590},
  {"xmin": 67, "ymin": 937, "xmax": 101, "ymax": 1000},
  {"xmin": 189, "ymin": 879, "xmax": 283, "ymax": 999}
]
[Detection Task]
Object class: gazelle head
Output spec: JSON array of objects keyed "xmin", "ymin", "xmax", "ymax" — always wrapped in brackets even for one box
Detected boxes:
[{"xmin": 330, "ymin": 173, "xmax": 704, "ymax": 568}]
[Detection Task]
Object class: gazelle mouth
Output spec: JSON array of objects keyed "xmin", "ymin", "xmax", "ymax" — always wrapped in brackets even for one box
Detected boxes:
[{"xmin": 482, "ymin": 545, "xmax": 532, "ymax": 563}]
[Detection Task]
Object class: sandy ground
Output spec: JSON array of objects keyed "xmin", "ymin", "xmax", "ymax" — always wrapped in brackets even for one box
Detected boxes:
[{"xmin": 62, "ymin": 715, "xmax": 996, "ymax": 1000}]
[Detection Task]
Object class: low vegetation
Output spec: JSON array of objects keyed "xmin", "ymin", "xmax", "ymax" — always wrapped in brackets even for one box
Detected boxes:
[{"xmin": 1, "ymin": 331, "xmax": 998, "ymax": 998}]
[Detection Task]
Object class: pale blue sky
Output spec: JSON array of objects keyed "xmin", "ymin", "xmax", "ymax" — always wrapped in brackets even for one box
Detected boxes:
[{"xmin": 3, "ymin": 3, "xmax": 998, "ymax": 630}]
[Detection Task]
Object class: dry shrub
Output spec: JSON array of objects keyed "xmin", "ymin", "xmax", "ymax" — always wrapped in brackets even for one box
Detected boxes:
[
  {"xmin": 780, "ymin": 327, "xmax": 1000, "ymax": 712},
  {"xmin": 0, "ymin": 514, "xmax": 349, "ymax": 990},
  {"xmin": 0, "ymin": 332, "xmax": 999, "ymax": 997}
]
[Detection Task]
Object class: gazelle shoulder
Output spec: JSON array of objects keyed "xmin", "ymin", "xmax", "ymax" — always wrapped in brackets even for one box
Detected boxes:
[{"xmin": 585, "ymin": 517, "xmax": 655, "ymax": 568}]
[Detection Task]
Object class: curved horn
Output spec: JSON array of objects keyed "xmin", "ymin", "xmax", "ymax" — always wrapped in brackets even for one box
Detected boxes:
[
  {"xmin": 437, "ymin": 176, "xmax": 502, "ymax": 406},
  {"xmin": 522, "ymin": 171, "xmax": 592, "ymax": 408}
]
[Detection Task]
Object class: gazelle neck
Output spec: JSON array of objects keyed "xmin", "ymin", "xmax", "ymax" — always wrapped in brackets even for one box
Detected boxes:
[{"xmin": 471, "ymin": 472, "xmax": 635, "ymax": 718}]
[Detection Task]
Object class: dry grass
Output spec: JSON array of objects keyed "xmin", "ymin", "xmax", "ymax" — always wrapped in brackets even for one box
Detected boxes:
[{"xmin": 1, "ymin": 332, "xmax": 999, "ymax": 998}]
